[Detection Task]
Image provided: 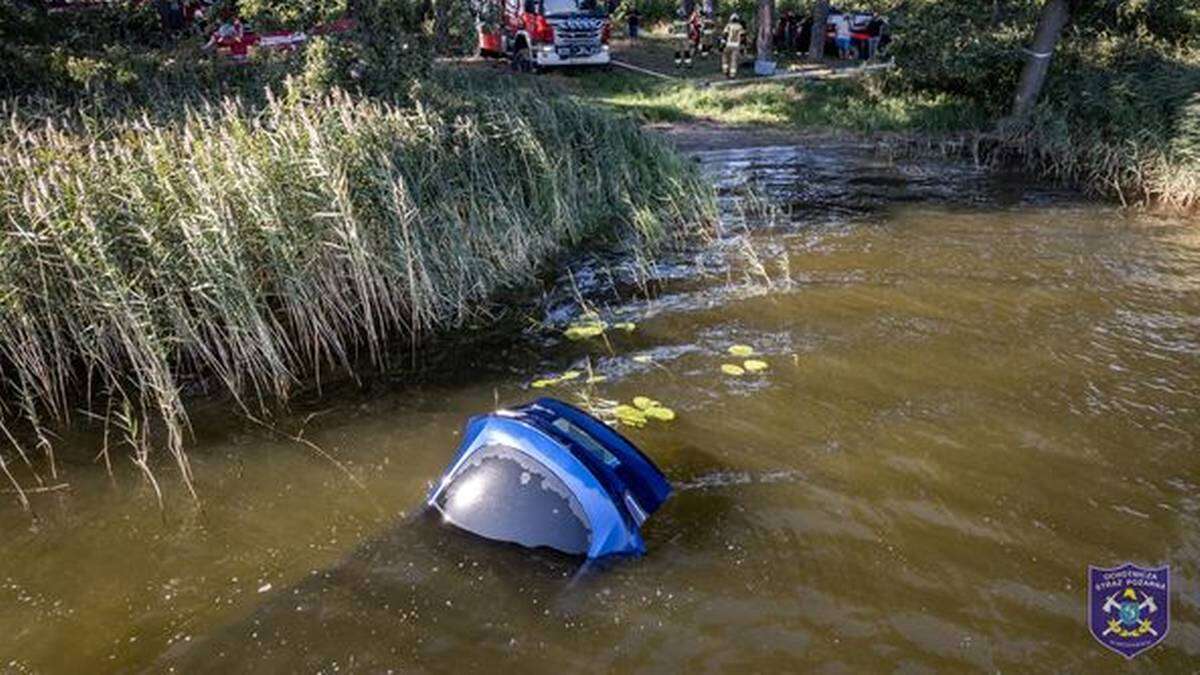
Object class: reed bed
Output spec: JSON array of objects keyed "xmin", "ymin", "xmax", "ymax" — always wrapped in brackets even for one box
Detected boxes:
[
  {"xmin": 987, "ymin": 49, "xmax": 1200, "ymax": 212},
  {"xmin": 0, "ymin": 74, "xmax": 714, "ymax": 503}
]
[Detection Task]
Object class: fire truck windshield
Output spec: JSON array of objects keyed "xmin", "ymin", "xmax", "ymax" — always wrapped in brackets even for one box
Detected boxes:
[{"xmin": 541, "ymin": 0, "xmax": 601, "ymax": 16}]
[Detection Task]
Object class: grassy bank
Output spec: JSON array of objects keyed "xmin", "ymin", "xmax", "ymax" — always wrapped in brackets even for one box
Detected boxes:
[
  {"xmin": 988, "ymin": 40, "xmax": 1200, "ymax": 211},
  {"xmin": 572, "ymin": 1, "xmax": 1200, "ymax": 211},
  {"xmin": 0, "ymin": 70, "xmax": 713, "ymax": 501},
  {"xmin": 561, "ymin": 67, "xmax": 989, "ymax": 133},
  {"xmin": 560, "ymin": 59, "xmax": 1197, "ymax": 211}
]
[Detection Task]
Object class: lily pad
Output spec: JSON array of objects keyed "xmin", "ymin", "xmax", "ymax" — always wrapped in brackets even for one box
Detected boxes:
[
  {"xmin": 612, "ymin": 322, "xmax": 636, "ymax": 332},
  {"xmin": 531, "ymin": 379, "xmax": 558, "ymax": 388},
  {"xmin": 643, "ymin": 406, "xmax": 676, "ymax": 421},
  {"xmin": 585, "ymin": 375, "xmax": 608, "ymax": 384},
  {"xmin": 721, "ymin": 363, "xmax": 746, "ymax": 376},
  {"xmin": 614, "ymin": 404, "xmax": 647, "ymax": 427},
  {"xmin": 728, "ymin": 344, "xmax": 755, "ymax": 357},
  {"xmin": 632, "ymin": 354, "xmax": 653, "ymax": 364},
  {"xmin": 559, "ymin": 370, "xmax": 581, "ymax": 381},
  {"xmin": 632, "ymin": 396, "xmax": 660, "ymax": 410},
  {"xmin": 743, "ymin": 359, "xmax": 768, "ymax": 373},
  {"xmin": 564, "ymin": 321, "xmax": 608, "ymax": 340}
]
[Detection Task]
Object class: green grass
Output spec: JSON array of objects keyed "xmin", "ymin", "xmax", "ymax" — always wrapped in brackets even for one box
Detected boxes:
[
  {"xmin": 0, "ymin": 70, "xmax": 714, "ymax": 502},
  {"xmin": 557, "ymin": 69, "xmax": 989, "ymax": 134}
]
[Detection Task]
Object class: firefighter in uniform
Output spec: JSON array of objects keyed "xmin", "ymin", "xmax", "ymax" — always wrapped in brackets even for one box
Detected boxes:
[{"xmin": 721, "ymin": 13, "xmax": 745, "ymax": 79}]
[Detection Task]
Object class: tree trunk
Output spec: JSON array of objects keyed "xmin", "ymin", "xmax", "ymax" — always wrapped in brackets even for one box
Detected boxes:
[
  {"xmin": 1010, "ymin": 0, "xmax": 1071, "ymax": 118},
  {"xmin": 807, "ymin": 0, "xmax": 829, "ymax": 61},
  {"xmin": 756, "ymin": 0, "xmax": 773, "ymax": 64}
]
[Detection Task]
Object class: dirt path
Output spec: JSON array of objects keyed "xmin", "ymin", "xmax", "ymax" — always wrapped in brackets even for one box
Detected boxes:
[{"xmin": 608, "ymin": 34, "xmax": 880, "ymax": 85}]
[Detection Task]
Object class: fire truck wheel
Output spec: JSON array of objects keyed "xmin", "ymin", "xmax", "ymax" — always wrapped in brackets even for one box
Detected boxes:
[{"xmin": 512, "ymin": 46, "xmax": 535, "ymax": 73}]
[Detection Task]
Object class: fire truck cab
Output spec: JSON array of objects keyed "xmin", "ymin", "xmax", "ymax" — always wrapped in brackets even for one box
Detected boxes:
[{"xmin": 478, "ymin": 0, "xmax": 612, "ymax": 70}]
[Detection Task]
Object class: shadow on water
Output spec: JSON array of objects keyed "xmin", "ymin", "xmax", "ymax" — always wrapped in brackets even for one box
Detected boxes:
[
  {"xmin": 157, "ymin": 510, "xmax": 583, "ymax": 671},
  {"xmin": 157, "ymin": 444, "xmax": 776, "ymax": 671}
]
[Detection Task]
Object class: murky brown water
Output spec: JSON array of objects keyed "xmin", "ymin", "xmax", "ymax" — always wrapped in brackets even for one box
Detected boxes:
[{"xmin": 2, "ymin": 143, "xmax": 1198, "ymax": 673}]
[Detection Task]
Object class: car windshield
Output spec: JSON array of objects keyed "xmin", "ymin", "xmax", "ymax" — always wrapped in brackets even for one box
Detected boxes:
[{"xmin": 542, "ymin": 0, "xmax": 600, "ymax": 16}]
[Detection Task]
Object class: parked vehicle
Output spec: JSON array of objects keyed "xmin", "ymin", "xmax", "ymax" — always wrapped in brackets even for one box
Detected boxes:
[
  {"xmin": 477, "ymin": 0, "xmax": 612, "ymax": 71},
  {"xmin": 796, "ymin": 9, "xmax": 890, "ymax": 60},
  {"xmin": 822, "ymin": 10, "xmax": 888, "ymax": 59}
]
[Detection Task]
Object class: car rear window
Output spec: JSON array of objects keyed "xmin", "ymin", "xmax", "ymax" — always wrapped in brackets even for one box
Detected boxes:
[{"xmin": 436, "ymin": 443, "xmax": 592, "ymax": 555}]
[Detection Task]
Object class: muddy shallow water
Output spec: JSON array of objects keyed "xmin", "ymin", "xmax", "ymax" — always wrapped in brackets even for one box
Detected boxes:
[{"xmin": 2, "ymin": 143, "xmax": 1198, "ymax": 672}]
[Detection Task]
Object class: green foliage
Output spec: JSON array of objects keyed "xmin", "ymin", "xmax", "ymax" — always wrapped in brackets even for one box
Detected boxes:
[
  {"xmin": 16, "ymin": 1, "xmax": 165, "ymax": 51},
  {"xmin": 877, "ymin": 0, "xmax": 1200, "ymax": 208},
  {"xmin": 617, "ymin": 0, "xmax": 681, "ymax": 24},
  {"xmin": 295, "ymin": 35, "xmax": 357, "ymax": 96},
  {"xmin": 887, "ymin": 0, "xmax": 1200, "ymax": 118},
  {"xmin": 239, "ymin": 0, "xmax": 349, "ymax": 29},
  {"xmin": 253, "ymin": 0, "xmax": 438, "ymax": 99},
  {"xmin": 1082, "ymin": 0, "xmax": 1200, "ymax": 46},
  {"xmin": 887, "ymin": 1, "xmax": 1034, "ymax": 112},
  {"xmin": 427, "ymin": 0, "xmax": 480, "ymax": 55},
  {"xmin": 0, "ymin": 69, "xmax": 713, "ymax": 493},
  {"xmin": 566, "ymin": 69, "xmax": 989, "ymax": 133},
  {"xmin": 0, "ymin": 0, "xmax": 436, "ymax": 103},
  {"xmin": 997, "ymin": 33, "xmax": 1200, "ymax": 209}
]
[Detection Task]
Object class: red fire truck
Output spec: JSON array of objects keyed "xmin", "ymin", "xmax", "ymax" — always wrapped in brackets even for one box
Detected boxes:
[{"xmin": 477, "ymin": 0, "xmax": 612, "ymax": 71}]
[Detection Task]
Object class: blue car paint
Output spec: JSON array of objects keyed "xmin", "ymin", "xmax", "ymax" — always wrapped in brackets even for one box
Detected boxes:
[
  {"xmin": 426, "ymin": 398, "xmax": 672, "ymax": 558},
  {"xmin": 526, "ymin": 398, "xmax": 672, "ymax": 516}
]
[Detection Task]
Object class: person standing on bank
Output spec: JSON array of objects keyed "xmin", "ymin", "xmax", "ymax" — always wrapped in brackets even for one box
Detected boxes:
[
  {"xmin": 688, "ymin": 6, "xmax": 704, "ymax": 55},
  {"xmin": 833, "ymin": 12, "xmax": 851, "ymax": 59},
  {"xmin": 721, "ymin": 12, "xmax": 745, "ymax": 78},
  {"xmin": 866, "ymin": 12, "xmax": 885, "ymax": 60},
  {"xmin": 627, "ymin": 5, "xmax": 641, "ymax": 39}
]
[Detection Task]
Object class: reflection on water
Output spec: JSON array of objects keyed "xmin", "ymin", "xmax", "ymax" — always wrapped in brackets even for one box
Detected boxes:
[{"xmin": 2, "ymin": 145, "xmax": 1199, "ymax": 672}]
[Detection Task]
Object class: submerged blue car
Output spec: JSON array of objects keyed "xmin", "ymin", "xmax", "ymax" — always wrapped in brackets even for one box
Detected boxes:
[{"xmin": 426, "ymin": 398, "xmax": 672, "ymax": 558}]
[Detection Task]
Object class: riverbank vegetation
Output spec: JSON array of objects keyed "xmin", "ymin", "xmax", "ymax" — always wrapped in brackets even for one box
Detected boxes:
[
  {"xmin": 0, "ymin": 2, "xmax": 713, "ymax": 503},
  {"xmin": 898, "ymin": 0, "xmax": 1199, "ymax": 211},
  {"xmin": 588, "ymin": 1, "xmax": 1199, "ymax": 210},
  {"xmin": 563, "ymin": 69, "xmax": 989, "ymax": 133}
]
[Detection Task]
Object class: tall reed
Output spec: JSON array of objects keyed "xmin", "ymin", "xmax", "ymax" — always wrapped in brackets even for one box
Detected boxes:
[{"xmin": 0, "ymin": 74, "xmax": 715, "ymax": 501}]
